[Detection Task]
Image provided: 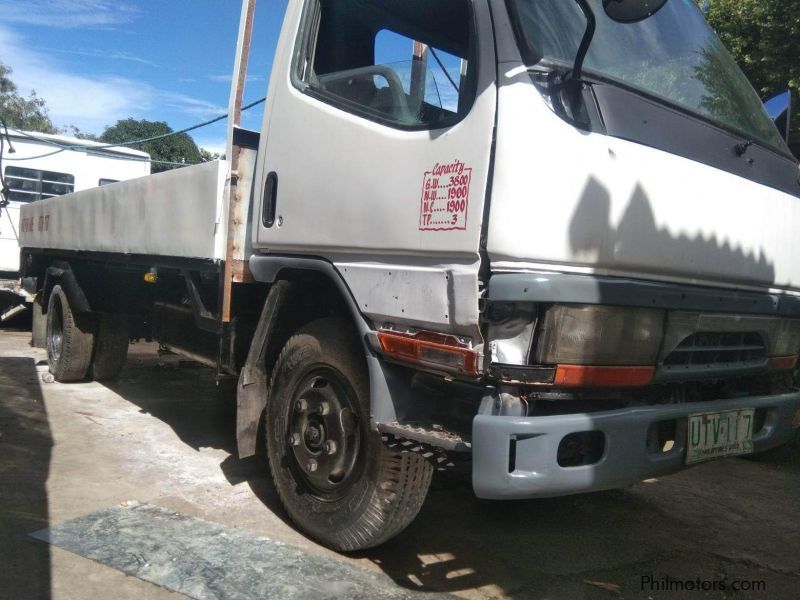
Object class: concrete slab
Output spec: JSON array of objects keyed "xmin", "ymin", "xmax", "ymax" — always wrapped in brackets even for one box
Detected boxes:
[{"xmin": 32, "ymin": 502, "xmax": 431, "ymax": 599}]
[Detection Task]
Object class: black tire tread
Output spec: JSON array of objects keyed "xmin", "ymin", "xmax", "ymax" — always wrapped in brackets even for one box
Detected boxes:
[
  {"xmin": 90, "ymin": 312, "xmax": 129, "ymax": 381},
  {"xmin": 352, "ymin": 450, "xmax": 433, "ymax": 549},
  {"xmin": 47, "ymin": 285, "xmax": 94, "ymax": 382}
]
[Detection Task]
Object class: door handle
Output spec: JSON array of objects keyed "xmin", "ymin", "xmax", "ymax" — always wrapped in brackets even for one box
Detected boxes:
[{"xmin": 262, "ymin": 171, "xmax": 278, "ymax": 228}]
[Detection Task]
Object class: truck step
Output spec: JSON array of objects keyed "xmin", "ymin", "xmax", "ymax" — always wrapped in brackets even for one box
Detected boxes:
[{"xmin": 378, "ymin": 422, "xmax": 472, "ymax": 470}]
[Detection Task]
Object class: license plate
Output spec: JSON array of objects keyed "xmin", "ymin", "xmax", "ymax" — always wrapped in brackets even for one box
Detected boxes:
[{"xmin": 686, "ymin": 409, "xmax": 754, "ymax": 465}]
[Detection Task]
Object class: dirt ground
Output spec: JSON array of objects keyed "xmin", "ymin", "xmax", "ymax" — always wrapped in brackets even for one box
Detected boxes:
[{"xmin": 1, "ymin": 329, "xmax": 799, "ymax": 599}]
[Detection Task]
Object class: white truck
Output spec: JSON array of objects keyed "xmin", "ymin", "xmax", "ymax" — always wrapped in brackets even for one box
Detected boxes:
[
  {"xmin": 17, "ymin": 0, "xmax": 800, "ymax": 550},
  {"xmin": 0, "ymin": 128, "xmax": 149, "ymax": 321}
]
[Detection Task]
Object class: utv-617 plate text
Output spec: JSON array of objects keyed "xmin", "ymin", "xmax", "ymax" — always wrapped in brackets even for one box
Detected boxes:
[{"xmin": 686, "ymin": 409, "xmax": 754, "ymax": 465}]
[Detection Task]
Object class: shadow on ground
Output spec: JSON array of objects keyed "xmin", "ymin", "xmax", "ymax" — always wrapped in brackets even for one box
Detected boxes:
[
  {"xmin": 0, "ymin": 354, "xmax": 52, "ymax": 599},
  {"xmin": 102, "ymin": 347, "xmax": 286, "ymax": 521}
]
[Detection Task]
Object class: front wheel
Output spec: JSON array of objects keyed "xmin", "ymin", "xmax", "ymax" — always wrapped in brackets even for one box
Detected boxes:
[{"xmin": 266, "ymin": 318, "xmax": 433, "ymax": 551}]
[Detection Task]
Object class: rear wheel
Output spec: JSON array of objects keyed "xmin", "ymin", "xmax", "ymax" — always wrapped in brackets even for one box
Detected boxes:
[
  {"xmin": 90, "ymin": 313, "xmax": 129, "ymax": 381},
  {"xmin": 46, "ymin": 285, "xmax": 94, "ymax": 382},
  {"xmin": 265, "ymin": 317, "xmax": 433, "ymax": 551}
]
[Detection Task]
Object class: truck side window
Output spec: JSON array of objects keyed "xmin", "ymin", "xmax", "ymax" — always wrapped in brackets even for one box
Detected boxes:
[
  {"xmin": 294, "ymin": 0, "xmax": 475, "ymax": 130},
  {"xmin": 4, "ymin": 166, "xmax": 75, "ymax": 202}
]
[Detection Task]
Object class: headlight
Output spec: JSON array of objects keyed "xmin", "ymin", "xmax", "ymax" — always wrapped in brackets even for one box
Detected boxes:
[
  {"xmin": 534, "ymin": 305, "xmax": 665, "ymax": 365},
  {"xmin": 771, "ymin": 319, "xmax": 800, "ymax": 356}
]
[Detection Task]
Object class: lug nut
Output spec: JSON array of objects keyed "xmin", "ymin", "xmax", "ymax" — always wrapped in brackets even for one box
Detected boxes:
[
  {"xmin": 307, "ymin": 459, "xmax": 318, "ymax": 473},
  {"xmin": 290, "ymin": 433, "xmax": 301, "ymax": 447},
  {"xmin": 295, "ymin": 399, "xmax": 307, "ymax": 412},
  {"xmin": 325, "ymin": 440, "xmax": 337, "ymax": 455},
  {"xmin": 317, "ymin": 402, "xmax": 330, "ymax": 415}
]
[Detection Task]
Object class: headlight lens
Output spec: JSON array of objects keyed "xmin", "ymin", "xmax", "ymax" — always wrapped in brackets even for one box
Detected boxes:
[
  {"xmin": 535, "ymin": 305, "xmax": 665, "ymax": 365},
  {"xmin": 771, "ymin": 318, "xmax": 800, "ymax": 356}
]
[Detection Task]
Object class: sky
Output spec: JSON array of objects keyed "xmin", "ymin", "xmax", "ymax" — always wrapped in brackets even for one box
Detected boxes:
[
  {"xmin": 0, "ymin": 0, "xmax": 463, "ymax": 155},
  {"xmin": 0, "ymin": 0, "xmax": 288, "ymax": 155}
]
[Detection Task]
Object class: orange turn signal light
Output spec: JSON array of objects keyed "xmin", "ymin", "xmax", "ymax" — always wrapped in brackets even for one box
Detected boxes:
[
  {"xmin": 376, "ymin": 331, "xmax": 479, "ymax": 376},
  {"xmin": 554, "ymin": 365, "xmax": 655, "ymax": 388},
  {"xmin": 769, "ymin": 355, "xmax": 799, "ymax": 370}
]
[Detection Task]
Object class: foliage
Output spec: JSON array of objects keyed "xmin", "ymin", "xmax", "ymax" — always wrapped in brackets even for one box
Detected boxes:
[
  {"xmin": 699, "ymin": 0, "xmax": 800, "ymax": 135},
  {"xmin": 199, "ymin": 148, "xmax": 222, "ymax": 162},
  {"xmin": 61, "ymin": 125, "xmax": 100, "ymax": 141},
  {"xmin": 100, "ymin": 119, "xmax": 202, "ymax": 172},
  {"xmin": 691, "ymin": 46, "xmax": 785, "ymax": 148},
  {"xmin": 0, "ymin": 62, "xmax": 57, "ymax": 134}
]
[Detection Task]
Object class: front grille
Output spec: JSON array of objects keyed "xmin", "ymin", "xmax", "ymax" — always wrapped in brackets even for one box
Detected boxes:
[{"xmin": 663, "ymin": 331, "xmax": 767, "ymax": 369}]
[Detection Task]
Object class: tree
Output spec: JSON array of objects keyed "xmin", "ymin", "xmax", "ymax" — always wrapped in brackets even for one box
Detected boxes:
[
  {"xmin": 698, "ymin": 0, "xmax": 800, "ymax": 137},
  {"xmin": 0, "ymin": 62, "xmax": 57, "ymax": 133},
  {"xmin": 61, "ymin": 125, "xmax": 100, "ymax": 141},
  {"xmin": 100, "ymin": 119, "xmax": 203, "ymax": 173},
  {"xmin": 199, "ymin": 148, "xmax": 221, "ymax": 162}
]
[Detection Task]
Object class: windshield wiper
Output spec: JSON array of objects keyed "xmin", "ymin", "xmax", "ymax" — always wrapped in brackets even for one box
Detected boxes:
[
  {"xmin": 529, "ymin": 0, "xmax": 597, "ymax": 128},
  {"xmin": 567, "ymin": 0, "xmax": 597, "ymax": 83}
]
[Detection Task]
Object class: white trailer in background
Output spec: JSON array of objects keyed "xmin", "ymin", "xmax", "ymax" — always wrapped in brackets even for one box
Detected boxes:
[{"xmin": 0, "ymin": 129, "xmax": 150, "ymax": 320}]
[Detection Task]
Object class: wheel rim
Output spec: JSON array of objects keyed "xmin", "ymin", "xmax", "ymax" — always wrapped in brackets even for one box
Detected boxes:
[
  {"xmin": 48, "ymin": 299, "xmax": 64, "ymax": 363},
  {"xmin": 286, "ymin": 366, "xmax": 362, "ymax": 500}
]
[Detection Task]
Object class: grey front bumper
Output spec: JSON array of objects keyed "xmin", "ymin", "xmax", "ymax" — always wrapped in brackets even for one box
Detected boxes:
[{"xmin": 472, "ymin": 391, "xmax": 800, "ymax": 499}]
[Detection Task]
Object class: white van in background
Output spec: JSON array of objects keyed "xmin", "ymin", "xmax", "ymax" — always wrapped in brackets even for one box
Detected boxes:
[{"xmin": 0, "ymin": 129, "xmax": 150, "ymax": 321}]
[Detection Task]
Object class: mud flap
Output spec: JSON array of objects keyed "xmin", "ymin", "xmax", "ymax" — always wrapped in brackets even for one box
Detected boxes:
[{"xmin": 236, "ymin": 280, "xmax": 293, "ymax": 458}]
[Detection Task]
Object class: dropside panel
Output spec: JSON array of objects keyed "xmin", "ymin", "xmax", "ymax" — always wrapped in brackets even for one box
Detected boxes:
[{"xmin": 19, "ymin": 161, "xmax": 229, "ymax": 261}]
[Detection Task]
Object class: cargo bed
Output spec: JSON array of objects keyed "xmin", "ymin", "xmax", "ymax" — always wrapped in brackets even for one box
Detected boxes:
[{"xmin": 18, "ymin": 160, "xmax": 229, "ymax": 261}]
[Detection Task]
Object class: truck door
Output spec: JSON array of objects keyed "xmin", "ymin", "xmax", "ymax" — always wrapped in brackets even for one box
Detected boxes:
[{"xmin": 253, "ymin": 0, "xmax": 496, "ymax": 337}]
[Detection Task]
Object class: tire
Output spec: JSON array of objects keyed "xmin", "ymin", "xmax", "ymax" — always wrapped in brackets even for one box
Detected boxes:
[
  {"xmin": 46, "ymin": 284, "xmax": 94, "ymax": 382},
  {"xmin": 265, "ymin": 317, "xmax": 433, "ymax": 551},
  {"xmin": 90, "ymin": 312, "xmax": 129, "ymax": 381}
]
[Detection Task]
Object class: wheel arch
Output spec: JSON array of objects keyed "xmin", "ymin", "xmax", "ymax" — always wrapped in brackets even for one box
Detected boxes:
[
  {"xmin": 41, "ymin": 262, "xmax": 91, "ymax": 315},
  {"xmin": 236, "ymin": 255, "xmax": 400, "ymax": 458},
  {"xmin": 250, "ymin": 255, "xmax": 373, "ymax": 343}
]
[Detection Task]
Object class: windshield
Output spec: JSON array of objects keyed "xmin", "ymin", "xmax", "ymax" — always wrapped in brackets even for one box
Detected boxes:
[{"xmin": 509, "ymin": 0, "xmax": 787, "ymax": 152}]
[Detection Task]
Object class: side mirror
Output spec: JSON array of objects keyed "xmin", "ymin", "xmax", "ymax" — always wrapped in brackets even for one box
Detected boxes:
[
  {"xmin": 603, "ymin": 0, "xmax": 668, "ymax": 23},
  {"xmin": 764, "ymin": 90, "xmax": 792, "ymax": 143}
]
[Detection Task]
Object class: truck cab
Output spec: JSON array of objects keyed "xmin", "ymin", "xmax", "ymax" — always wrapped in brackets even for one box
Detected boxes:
[{"xmin": 249, "ymin": 0, "xmax": 800, "ymax": 493}]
